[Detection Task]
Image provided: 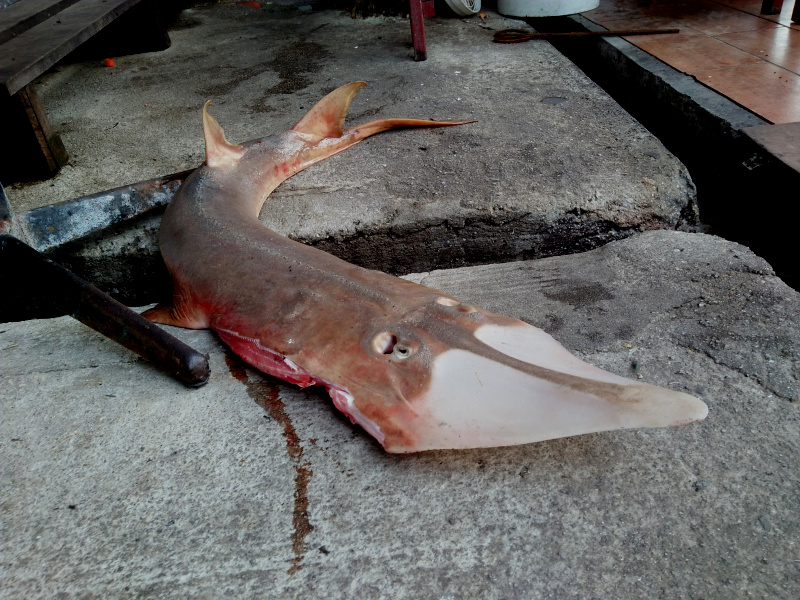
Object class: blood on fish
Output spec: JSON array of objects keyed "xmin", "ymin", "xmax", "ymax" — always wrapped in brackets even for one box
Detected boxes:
[
  {"xmin": 145, "ymin": 81, "xmax": 707, "ymax": 453},
  {"xmin": 217, "ymin": 328, "xmax": 317, "ymax": 388}
]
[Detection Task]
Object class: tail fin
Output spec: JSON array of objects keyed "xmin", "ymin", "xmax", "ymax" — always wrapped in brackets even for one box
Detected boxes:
[
  {"xmin": 343, "ymin": 118, "xmax": 476, "ymax": 141},
  {"xmin": 292, "ymin": 81, "xmax": 476, "ymax": 143},
  {"xmin": 248, "ymin": 82, "xmax": 475, "ymax": 216}
]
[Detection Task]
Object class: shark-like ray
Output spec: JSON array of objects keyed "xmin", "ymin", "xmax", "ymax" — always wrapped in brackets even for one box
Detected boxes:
[{"xmin": 145, "ymin": 82, "xmax": 707, "ymax": 453}]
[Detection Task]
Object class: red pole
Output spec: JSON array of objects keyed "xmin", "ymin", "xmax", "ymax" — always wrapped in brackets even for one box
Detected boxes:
[{"xmin": 409, "ymin": 0, "xmax": 427, "ymax": 61}]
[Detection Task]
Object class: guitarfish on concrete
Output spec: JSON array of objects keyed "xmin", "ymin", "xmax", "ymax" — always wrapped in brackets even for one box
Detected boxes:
[{"xmin": 145, "ymin": 82, "xmax": 707, "ymax": 453}]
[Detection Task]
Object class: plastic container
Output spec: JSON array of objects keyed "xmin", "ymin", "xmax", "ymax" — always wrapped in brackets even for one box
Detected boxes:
[
  {"xmin": 497, "ymin": 0, "xmax": 599, "ymax": 17},
  {"xmin": 444, "ymin": 0, "xmax": 481, "ymax": 16}
]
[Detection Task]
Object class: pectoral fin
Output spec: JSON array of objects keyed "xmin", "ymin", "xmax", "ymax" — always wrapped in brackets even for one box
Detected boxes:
[{"xmin": 141, "ymin": 302, "xmax": 210, "ymax": 330}]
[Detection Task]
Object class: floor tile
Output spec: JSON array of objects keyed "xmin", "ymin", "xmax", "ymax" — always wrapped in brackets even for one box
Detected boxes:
[
  {"xmin": 654, "ymin": 0, "xmax": 783, "ymax": 35},
  {"xmin": 709, "ymin": 0, "xmax": 770, "ymax": 15},
  {"xmin": 708, "ymin": 0, "xmax": 800, "ymax": 29},
  {"xmin": 623, "ymin": 26, "xmax": 766, "ymax": 72},
  {"xmin": 583, "ymin": 0, "xmax": 800, "ymax": 122},
  {"xmin": 717, "ymin": 25, "xmax": 800, "ymax": 74},
  {"xmin": 587, "ymin": 13, "xmax": 682, "ymax": 30},
  {"xmin": 584, "ymin": 2, "xmax": 657, "ymax": 23},
  {"xmin": 769, "ymin": 1, "xmax": 800, "ymax": 29},
  {"xmin": 693, "ymin": 62, "xmax": 800, "ymax": 122}
]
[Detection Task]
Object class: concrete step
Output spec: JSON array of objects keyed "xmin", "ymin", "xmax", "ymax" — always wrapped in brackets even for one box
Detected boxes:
[
  {"xmin": 2, "ymin": 230, "xmax": 798, "ymax": 598},
  {"xmin": 3, "ymin": 6, "xmax": 697, "ymax": 313}
]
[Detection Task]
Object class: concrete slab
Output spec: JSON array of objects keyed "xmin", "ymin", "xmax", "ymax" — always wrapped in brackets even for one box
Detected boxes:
[
  {"xmin": 530, "ymin": 13, "xmax": 799, "ymax": 290},
  {"xmin": 5, "ymin": 5, "xmax": 695, "ymax": 302},
  {"xmin": 742, "ymin": 122, "xmax": 800, "ymax": 175},
  {"xmin": 2, "ymin": 230, "xmax": 798, "ymax": 598}
]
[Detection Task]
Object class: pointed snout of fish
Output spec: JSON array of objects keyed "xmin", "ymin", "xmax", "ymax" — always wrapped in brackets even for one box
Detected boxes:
[{"xmin": 398, "ymin": 322, "xmax": 708, "ymax": 452}]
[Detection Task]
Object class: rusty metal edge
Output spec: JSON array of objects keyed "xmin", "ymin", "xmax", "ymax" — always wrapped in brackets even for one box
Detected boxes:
[{"xmin": 0, "ymin": 168, "xmax": 192, "ymax": 252}]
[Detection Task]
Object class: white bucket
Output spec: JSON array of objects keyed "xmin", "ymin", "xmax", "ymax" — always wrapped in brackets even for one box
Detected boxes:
[
  {"xmin": 497, "ymin": 0, "xmax": 599, "ymax": 17},
  {"xmin": 444, "ymin": 0, "xmax": 481, "ymax": 16}
]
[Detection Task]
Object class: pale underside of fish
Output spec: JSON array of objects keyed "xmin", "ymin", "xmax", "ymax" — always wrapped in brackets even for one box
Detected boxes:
[{"xmin": 143, "ymin": 81, "xmax": 707, "ymax": 453}]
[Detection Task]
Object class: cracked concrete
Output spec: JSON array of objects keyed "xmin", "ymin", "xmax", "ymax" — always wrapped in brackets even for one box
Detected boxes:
[
  {"xmin": 2, "ymin": 2, "xmax": 797, "ymax": 598},
  {"xmin": 4, "ymin": 4, "xmax": 697, "ymax": 310},
  {"xmin": 2, "ymin": 230, "xmax": 798, "ymax": 598}
]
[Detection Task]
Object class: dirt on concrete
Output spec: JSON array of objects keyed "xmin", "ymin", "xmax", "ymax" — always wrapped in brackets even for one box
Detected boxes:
[
  {"xmin": 2, "ymin": 230, "xmax": 797, "ymax": 598},
  {"xmin": 5, "ymin": 4, "xmax": 697, "ymax": 312}
]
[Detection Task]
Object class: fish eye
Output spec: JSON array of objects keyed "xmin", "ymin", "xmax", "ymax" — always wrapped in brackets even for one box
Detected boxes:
[
  {"xmin": 393, "ymin": 344, "xmax": 412, "ymax": 360},
  {"xmin": 372, "ymin": 332, "xmax": 414, "ymax": 360}
]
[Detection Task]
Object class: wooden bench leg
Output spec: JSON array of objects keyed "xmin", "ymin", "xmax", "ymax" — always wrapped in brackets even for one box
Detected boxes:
[{"xmin": 0, "ymin": 85, "xmax": 69, "ymax": 184}]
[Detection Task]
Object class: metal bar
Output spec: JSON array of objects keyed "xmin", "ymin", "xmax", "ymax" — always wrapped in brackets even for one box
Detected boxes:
[
  {"xmin": 15, "ymin": 168, "xmax": 191, "ymax": 252},
  {"xmin": 0, "ymin": 234, "xmax": 210, "ymax": 387}
]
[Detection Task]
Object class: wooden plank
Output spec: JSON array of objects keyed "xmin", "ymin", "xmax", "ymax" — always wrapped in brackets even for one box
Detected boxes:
[
  {"xmin": 0, "ymin": 83, "xmax": 68, "ymax": 182},
  {"xmin": 0, "ymin": 0, "xmax": 144, "ymax": 96},
  {"xmin": 0, "ymin": 0, "xmax": 82, "ymax": 44}
]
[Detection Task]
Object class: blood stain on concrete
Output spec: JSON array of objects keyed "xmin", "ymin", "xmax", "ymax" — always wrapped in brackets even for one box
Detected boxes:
[{"xmin": 225, "ymin": 352, "xmax": 314, "ymax": 574}]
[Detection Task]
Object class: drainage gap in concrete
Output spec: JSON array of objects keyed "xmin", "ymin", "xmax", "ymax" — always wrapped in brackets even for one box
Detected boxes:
[{"xmin": 528, "ymin": 15, "xmax": 800, "ymax": 291}]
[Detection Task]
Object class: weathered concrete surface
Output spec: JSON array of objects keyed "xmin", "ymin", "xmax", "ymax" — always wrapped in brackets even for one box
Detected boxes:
[
  {"xmin": 2, "ymin": 230, "xmax": 797, "ymax": 599},
  {"xmin": 4, "ymin": 5, "xmax": 696, "ymax": 307},
  {"xmin": 534, "ymin": 13, "xmax": 799, "ymax": 291}
]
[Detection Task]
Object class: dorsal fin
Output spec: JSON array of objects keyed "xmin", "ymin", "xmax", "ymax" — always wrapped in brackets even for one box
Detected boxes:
[
  {"xmin": 202, "ymin": 101, "xmax": 246, "ymax": 168},
  {"xmin": 291, "ymin": 81, "xmax": 367, "ymax": 139}
]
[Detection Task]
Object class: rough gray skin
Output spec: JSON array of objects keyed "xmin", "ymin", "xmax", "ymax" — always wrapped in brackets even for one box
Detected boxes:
[
  {"xmin": 8, "ymin": 6, "xmax": 695, "ymax": 301},
  {"xmin": 2, "ymin": 231, "xmax": 797, "ymax": 599}
]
